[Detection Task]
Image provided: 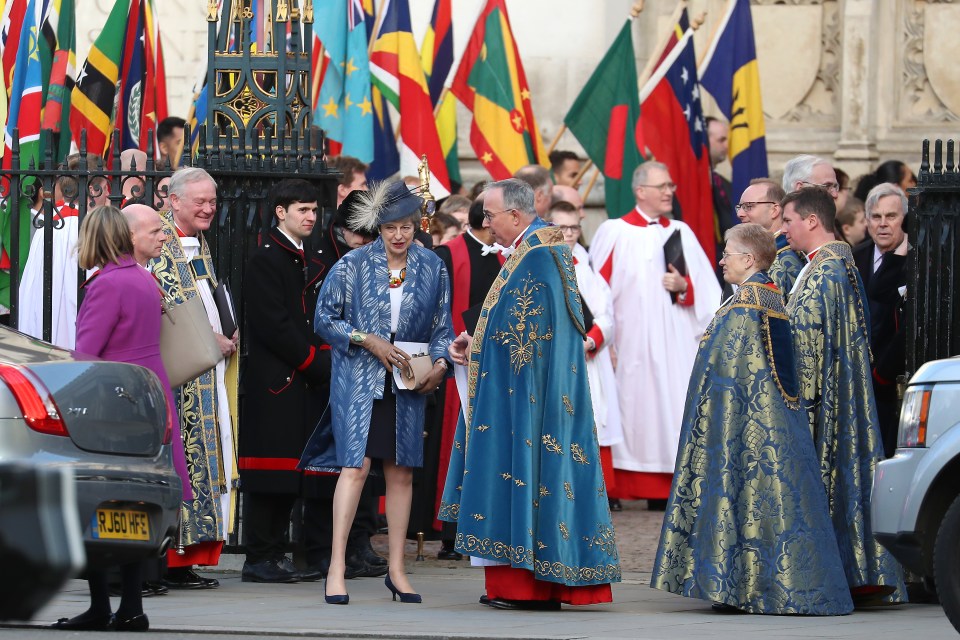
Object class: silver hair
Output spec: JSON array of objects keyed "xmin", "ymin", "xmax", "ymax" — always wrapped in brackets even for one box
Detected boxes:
[
  {"xmin": 631, "ymin": 161, "xmax": 669, "ymax": 190},
  {"xmin": 168, "ymin": 167, "xmax": 217, "ymax": 200},
  {"xmin": 865, "ymin": 182, "xmax": 908, "ymax": 218},
  {"xmin": 484, "ymin": 178, "xmax": 536, "ymax": 217},
  {"xmin": 782, "ymin": 155, "xmax": 828, "ymax": 193}
]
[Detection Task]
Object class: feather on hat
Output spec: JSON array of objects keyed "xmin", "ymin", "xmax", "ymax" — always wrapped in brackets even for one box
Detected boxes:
[{"xmin": 347, "ymin": 180, "xmax": 425, "ymax": 233}]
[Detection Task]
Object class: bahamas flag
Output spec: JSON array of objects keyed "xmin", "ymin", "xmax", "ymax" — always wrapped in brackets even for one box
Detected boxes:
[
  {"xmin": 69, "ymin": 0, "xmax": 128, "ymax": 157},
  {"xmin": 421, "ymin": 0, "xmax": 459, "ymax": 185},
  {"xmin": 313, "ymin": 0, "xmax": 373, "ymax": 162},
  {"xmin": 370, "ymin": 0, "xmax": 450, "ymax": 196},
  {"xmin": 452, "ymin": 0, "xmax": 546, "ymax": 179},
  {"xmin": 698, "ymin": 0, "xmax": 768, "ymax": 200},
  {"xmin": 564, "ymin": 20, "xmax": 643, "ymax": 219}
]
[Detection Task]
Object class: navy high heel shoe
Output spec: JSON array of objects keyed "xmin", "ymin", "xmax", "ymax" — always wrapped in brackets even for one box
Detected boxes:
[
  {"xmin": 324, "ymin": 579, "xmax": 349, "ymax": 605},
  {"xmin": 385, "ymin": 574, "xmax": 422, "ymax": 603}
]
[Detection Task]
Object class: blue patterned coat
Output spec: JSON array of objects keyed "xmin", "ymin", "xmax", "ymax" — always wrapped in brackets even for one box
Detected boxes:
[{"xmin": 300, "ymin": 237, "xmax": 454, "ymax": 471}]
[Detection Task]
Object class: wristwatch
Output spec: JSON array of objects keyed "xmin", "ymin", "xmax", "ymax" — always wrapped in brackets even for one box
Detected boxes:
[{"xmin": 349, "ymin": 329, "xmax": 367, "ymax": 344}]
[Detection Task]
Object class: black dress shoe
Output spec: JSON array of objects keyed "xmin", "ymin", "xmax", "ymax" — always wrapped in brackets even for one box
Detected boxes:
[
  {"xmin": 298, "ymin": 565, "xmax": 325, "ymax": 582},
  {"xmin": 479, "ymin": 594, "xmax": 491, "ymax": 606},
  {"xmin": 437, "ymin": 547, "xmax": 463, "ymax": 561},
  {"xmin": 488, "ymin": 598, "xmax": 561, "ymax": 611},
  {"xmin": 115, "ymin": 612, "xmax": 150, "ymax": 631},
  {"xmin": 711, "ymin": 602, "xmax": 745, "ymax": 614},
  {"xmin": 241, "ymin": 559, "xmax": 300, "ymax": 583},
  {"xmin": 646, "ymin": 499, "xmax": 668, "ymax": 511},
  {"xmin": 51, "ymin": 613, "xmax": 116, "ymax": 630},
  {"xmin": 608, "ymin": 498, "xmax": 623, "ymax": 512},
  {"xmin": 359, "ymin": 546, "xmax": 388, "ymax": 567},
  {"xmin": 145, "ymin": 580, "xmax": 169, "ymax": 596},
  {"xmin": 163, "ymin": 568, "xmax": 220, "ymax": 590},
  {"xmin": 344, "ymin": 553, "xmax": 388, "ymax": 579}
]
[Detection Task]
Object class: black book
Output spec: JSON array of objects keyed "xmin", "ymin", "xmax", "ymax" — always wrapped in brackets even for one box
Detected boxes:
[
  {"xmin": 663, "ymin": 228, "xmax": 687, "ymax": 304},
  {"xmin": 213, "ymin": 281, "xmax": 238, "ymax": 337}
]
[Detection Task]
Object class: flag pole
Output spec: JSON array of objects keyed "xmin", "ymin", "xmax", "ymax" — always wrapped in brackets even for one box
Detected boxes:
[
  {"xmin": 697, "ymin": 0, "xmax": 730, "ymax": 67},
  {"xmin": 549, "ymin": 1, "xmax": 644, "ymax": 156},
  {"xmin": 582, "ymin": 167, "xmax": 601, "ymax": 201},
  {"xmin": 573, "ymin": 158, "xmax": 593, "ymax": 185},
  {"xmin": 547, "ymin": 126, "xmax": 566, "ymax": 154},
  {"xmin": 637, "ymin": 0, "xmax": 687, "ymax": 87},
  {"xmin": 368, "ymin": 0, "xmax": 386, "ymax": 56}
]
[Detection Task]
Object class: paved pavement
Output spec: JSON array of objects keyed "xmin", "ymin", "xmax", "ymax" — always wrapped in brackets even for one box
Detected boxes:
[{"xmin": 6, "ymin": 502, "xmax": 958, "ymax": 639}]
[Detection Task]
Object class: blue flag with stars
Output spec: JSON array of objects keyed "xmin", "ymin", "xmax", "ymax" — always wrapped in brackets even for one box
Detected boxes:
[{"xmin": 314, "ymin": 0, "xmax": 373, "ymax": 162}]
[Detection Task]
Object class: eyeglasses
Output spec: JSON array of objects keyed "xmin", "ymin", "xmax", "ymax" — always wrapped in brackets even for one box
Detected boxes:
[
  {"xmin": 482, "ymin": 207, "xmax": 516, "ymax": 222},
  {"xmin": 720, "ymin": 251, "xmax": 752, "ymax": 262},
  {"xmin": 735, "ymin": 201, "xmax": 776, "ymax": 212},
  {"xmin": 800, "ymin": 180, "xmax": 840, "ymax": 195},
  {"xmin": 556, "ymin": 224, "xmax": 581, "ymax": 232},
  {"xmin": 637, "ymin": 182, "xmax": 677, "ymax": 193}
]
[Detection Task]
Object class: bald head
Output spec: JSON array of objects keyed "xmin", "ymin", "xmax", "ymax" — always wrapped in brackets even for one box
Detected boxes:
[
  {"xmin": 551, "ymin": 185, "xmax": 584, "ymax": 219},
  {"xmin": 122, "ymin": 204, "xmax": 166, "ymax": 265}
]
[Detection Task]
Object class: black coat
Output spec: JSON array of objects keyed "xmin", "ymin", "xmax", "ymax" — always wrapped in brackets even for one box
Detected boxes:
[
  {"xmin": 852, "ymin": 238, "xmax": 908, "ymax": 458},
  {"xmin": 239, "ymin": 228, "xmax": 330, "ymax": 494}
]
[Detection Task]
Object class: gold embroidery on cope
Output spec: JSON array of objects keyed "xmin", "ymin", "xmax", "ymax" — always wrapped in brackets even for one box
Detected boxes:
[
  {"xmin": 542, "ymin": 434, "xmax": 563, "ymax": 454},
  {"xmin": 571, "ymin": 443, "xmax": 590, "ymax": 465}
]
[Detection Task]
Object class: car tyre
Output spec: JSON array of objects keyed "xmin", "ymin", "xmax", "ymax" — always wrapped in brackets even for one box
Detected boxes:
[{"xmin": 934, "ymin": 493, "xmax": 960, "ymax": 632}]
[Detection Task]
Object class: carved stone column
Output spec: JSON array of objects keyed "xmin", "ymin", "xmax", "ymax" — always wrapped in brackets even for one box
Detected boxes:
[{"xmin": 833, "ymin": 0, "xmax": 880, "ymax": 177}]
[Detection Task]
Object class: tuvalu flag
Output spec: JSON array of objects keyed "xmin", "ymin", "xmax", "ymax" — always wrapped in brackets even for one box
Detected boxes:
[
  {"xmin": 369, "ymin": 0, "xmax": 449, "ymax": 197},
  {"xmin": 313, "ymin": 0, "xmax": 373, "ymax": 163},
  {"xmin": 564, "ymin": 20, "xmax": 643, "ymax": 218},
  {"xmin": 361, "ymin": 0, "xmax": 399, "ymax": 181},
  {"xmin": 69, "ymin": 0, "xmax": 128, "ymax": 157},
  {"xmin": 451, "ymin": 0, "xmax": 546, "ymax": 179},
  {"xmin": 639, "ymin": 10, "xmax": 715, "ymax": 262},
  {"xmin": 698, "ymin": 0, "xmax": 768, "ymax": 200}
]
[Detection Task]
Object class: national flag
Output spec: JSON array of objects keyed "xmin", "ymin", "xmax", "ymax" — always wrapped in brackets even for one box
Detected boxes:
[
  {"xmin": 0, "ymin": 0, "xmax": 43, "ymax": 308},
  {"xmin": 369, "ymin": 0, "xmax": 449, "ymax": 197},
  {"xmin": 313, "ymin": 0, "xmax": 373, "ymax": 162},
  {"xmin": 639, "ymin": 10, "xmax": 714, "ymax": 262},
  {"xmin": 698, "ymin": 0, "xmax": 768, "ymax": 199},
  {"xmin": 367, "ymin": 84, "xmax": 399, "ymax": 181},
  {"xmin": 361, "ymin": 0, "xmax": 399, "ymax": 181},
  {"xmin": 1, "ymin": 0, "xmax": 28, "ymax": 101},
  {"xmin": 451, "ymin": 0, "xmax": 546, "ymax": 180},
  {"xmin": 117, "ymin": 0, "xmax": 146, "ymax": 151},
  {"xmin": 421, "ymin": 0, "xmax": 459, "ymax": 185},
  {"xmin": 564, "ymin": 20, "xmax": 644, "ymax": 219},
  {"xmin": 39, "ymin": 0, "xmax": 76, "ymax": 164},
  {"xmin": 69, "ymin": 0, "xmax": 129, "ymax": 157},
  {"xmin": 142, "ymin": 0, "xmax": 169, "ymax": 148}
]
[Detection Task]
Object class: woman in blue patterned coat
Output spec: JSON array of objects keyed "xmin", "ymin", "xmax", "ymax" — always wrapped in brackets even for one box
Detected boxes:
[{"xmin": 301, "ymin": 180, "xmax": 454, "ymax": 605}]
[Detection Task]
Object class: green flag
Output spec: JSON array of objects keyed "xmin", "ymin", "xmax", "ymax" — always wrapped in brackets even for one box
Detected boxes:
[
  {"xmin": 563, "ymin": 20, "xmax": 644, "ymax": 218},
  {"xmin": 40, "ymin": 0, "xmax": 77, "ymax": 164}
]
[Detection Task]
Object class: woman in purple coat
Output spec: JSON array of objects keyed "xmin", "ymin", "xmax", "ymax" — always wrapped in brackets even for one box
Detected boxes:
[{"xmin": 53, "ymin": 205, "xmax": 190, "ymax": 633}]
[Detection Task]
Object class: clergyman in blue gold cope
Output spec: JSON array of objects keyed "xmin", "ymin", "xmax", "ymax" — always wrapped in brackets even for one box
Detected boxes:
[{"xmin": 698, "ymin": 0, "xmax": 769, "ymax": 200}]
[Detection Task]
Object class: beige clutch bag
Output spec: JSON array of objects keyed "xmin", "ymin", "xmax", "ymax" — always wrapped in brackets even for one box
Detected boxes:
[{"xmin": 399, "ymin": 355, "xmax": 434, "ymax": 390}]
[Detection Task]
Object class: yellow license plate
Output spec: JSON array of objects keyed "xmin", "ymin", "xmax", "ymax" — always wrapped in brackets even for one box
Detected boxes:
[{"xmin": 94, "ymin": 508, "xmax": 150, "ymax": 541}]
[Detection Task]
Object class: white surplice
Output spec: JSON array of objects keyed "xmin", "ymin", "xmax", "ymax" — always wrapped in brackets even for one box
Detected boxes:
[
  {"xmin": 18, "ymin": 214, "xmax": 79, "ymax": 349},
  {"xmin": 589, "ymin": 210, "xmax": 720, "ymax": 475},
  {"xmin": 572, "ymin": 246, "xmax": 623, "ymax": 447},
  {"xmin": 180, "ymin": 236, "xmax": 234, "ymax": 539}
]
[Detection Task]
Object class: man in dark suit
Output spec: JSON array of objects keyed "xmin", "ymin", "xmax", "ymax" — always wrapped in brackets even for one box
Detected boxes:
[
  {"xmin": 240, "ymin": 179, "xmax": 328, "ymax": 583},
  {"xmin": 852, "ymin": 182, "xmax": 909, "ymax": 458}
]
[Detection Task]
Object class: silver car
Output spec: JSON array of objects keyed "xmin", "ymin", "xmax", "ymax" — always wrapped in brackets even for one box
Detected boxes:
[
  {"xmin": 0, "ymin": 325, "xmax": 181, "ymax": 568},
  {"xmin": 872, "ymin": 357, "xmax": 960, "ymax": 632}
]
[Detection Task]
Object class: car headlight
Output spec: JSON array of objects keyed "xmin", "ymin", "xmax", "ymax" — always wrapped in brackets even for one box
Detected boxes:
[{"xmin": 898, "ymin": 385, "xmax": 933, "ymax": 448}]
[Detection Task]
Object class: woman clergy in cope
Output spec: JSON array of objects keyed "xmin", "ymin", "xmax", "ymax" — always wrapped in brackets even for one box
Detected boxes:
[
  {"xmin": 650, "ymin": 223, "xmax": 853, "ymax": 615},
  {"xmin": 301, "ymin": 180, "xmax": 454, "ymax": 605}
]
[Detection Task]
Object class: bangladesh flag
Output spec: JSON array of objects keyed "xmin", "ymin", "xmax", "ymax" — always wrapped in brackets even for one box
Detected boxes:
[{"xmin": 564, "ymin": 20, "xmax": 644, "ymax": 218}]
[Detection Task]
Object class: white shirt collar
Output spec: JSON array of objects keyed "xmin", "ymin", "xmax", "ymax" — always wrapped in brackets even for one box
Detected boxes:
[
  {"xmin": 466, "ymin": 228, "xmax": 503, "ymax": 256},
  {"xmin": 277, "ymin": 226, "xmax": 304, "ymax": 251}
]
